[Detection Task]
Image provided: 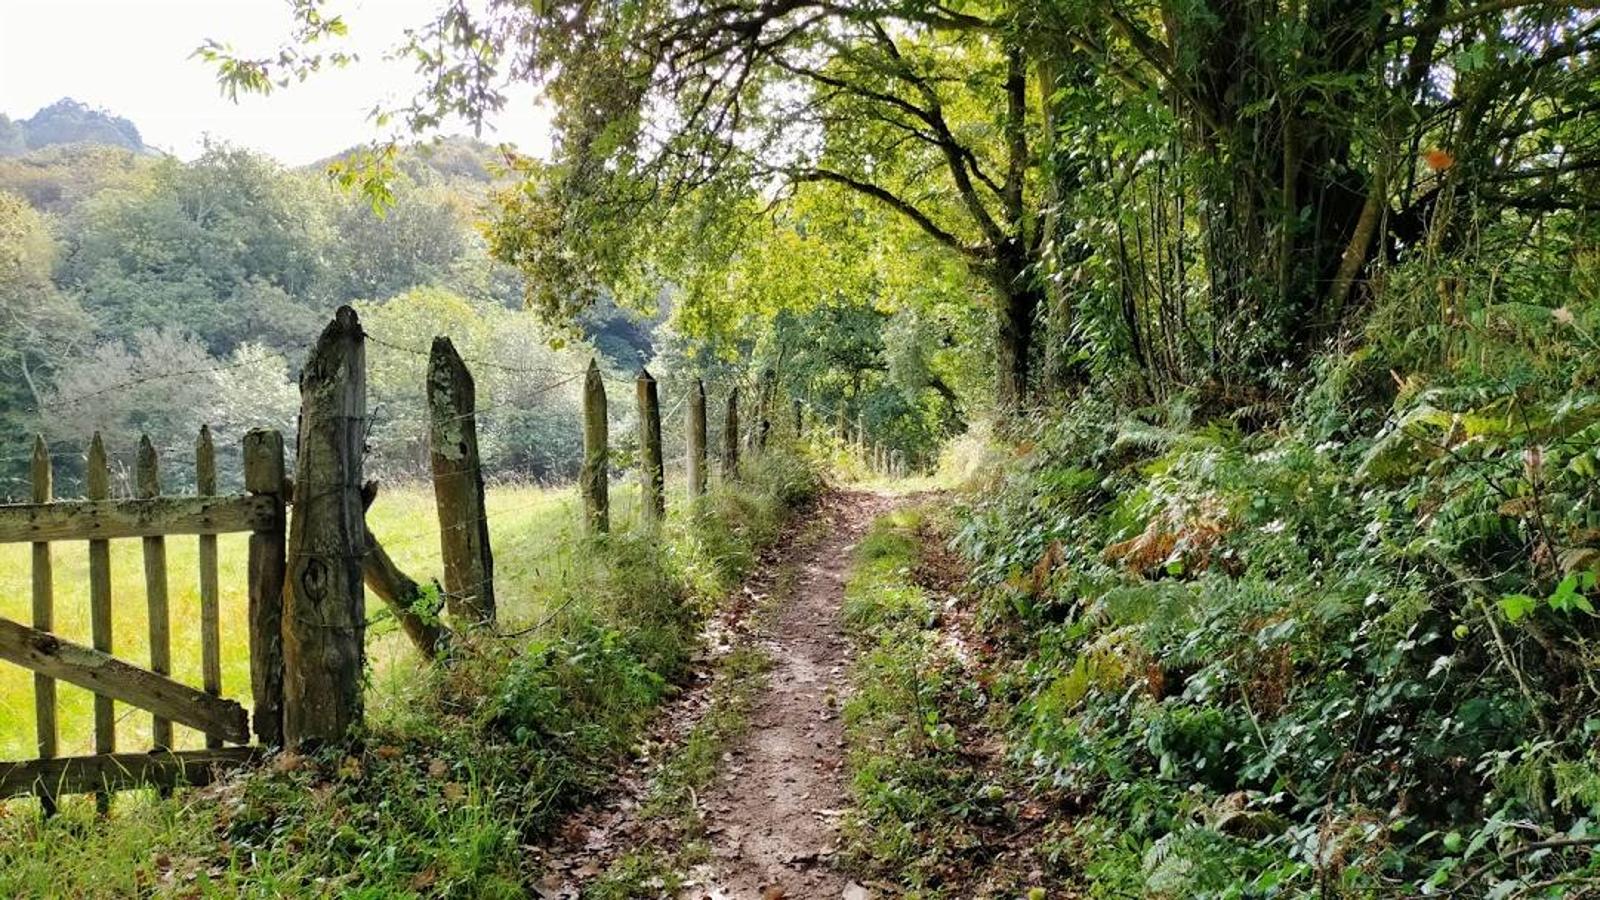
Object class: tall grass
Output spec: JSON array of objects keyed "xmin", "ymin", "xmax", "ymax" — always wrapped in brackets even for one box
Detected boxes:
[{"xmin": 0, "ymin": 482, "xmax": 611, "ymax": 760}]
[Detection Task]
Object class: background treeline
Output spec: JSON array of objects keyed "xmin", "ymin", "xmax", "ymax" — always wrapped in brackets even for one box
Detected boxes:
[{"xmin": 0, "ymin": 102, "xmax": 671, "ymax": 498}]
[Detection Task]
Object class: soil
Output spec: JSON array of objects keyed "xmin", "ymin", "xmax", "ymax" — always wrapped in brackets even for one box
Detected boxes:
[
  {"xmin": 532, "ymin": 489, "xmax": 896, "ymax": 900},
  {"xmin": 689, "ymin": 489, "xmax": 894, "ymax": 899}
]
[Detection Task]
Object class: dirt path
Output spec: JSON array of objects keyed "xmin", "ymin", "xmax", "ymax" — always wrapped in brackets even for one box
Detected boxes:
[
  {"xmin": 690, "ymin": 489, "xmax": 892, "ymax": 898},
  {"xmin": 532, "ymin": 489, "xmax": 895, "ymax": 899}
]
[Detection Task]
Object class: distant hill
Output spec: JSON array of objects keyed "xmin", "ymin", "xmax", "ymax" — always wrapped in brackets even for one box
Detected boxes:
[{"xmin": 0, "ymin": 99, "xmax": 152, "ymax": 157}]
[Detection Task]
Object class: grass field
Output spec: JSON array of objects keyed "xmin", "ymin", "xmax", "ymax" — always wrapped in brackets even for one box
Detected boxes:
[{"xmin": 0, "ymin": 481, "xmax": 646, "ymax": 762}]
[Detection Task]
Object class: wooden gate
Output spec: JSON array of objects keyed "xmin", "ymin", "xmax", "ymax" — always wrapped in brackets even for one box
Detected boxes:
[{"xmin": 0, "ymin": 427, "xmax": 287, "ymax": 810}]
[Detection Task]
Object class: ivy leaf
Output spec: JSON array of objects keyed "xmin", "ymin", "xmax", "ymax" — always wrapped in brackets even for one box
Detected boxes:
[{"xmin": 1497, "ymin": 593, "xmax": 1538, "ymax": 623}]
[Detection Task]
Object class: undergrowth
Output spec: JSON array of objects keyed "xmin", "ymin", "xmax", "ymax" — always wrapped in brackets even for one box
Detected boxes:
[
  {"xmin": 951, "ymin": 314, "xmax": 1600, "ymax": 896},
  {"xmin": 0, "ymin": 445, "xmax": 822, "ymax": 898}
]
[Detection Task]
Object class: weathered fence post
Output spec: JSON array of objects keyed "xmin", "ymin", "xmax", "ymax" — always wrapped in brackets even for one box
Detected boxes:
[
  {"xmin": 30, "ymin": 436, "xmax": 55, "ymax": 815},
  {"xmin": 136, "ymin": 436, "xmax": 173, "ymax": 752},
  {"xmin": 428, "ymin": 337, "xmax": 495, "ymax": 625},
  {"xmin": 244, "ymin": 429, "xmax": 286, "ymax": 748},
  {"xmin": 581, "ymin": 359, "xmax": 610, "ymax": 533},
  {"xmin": 196, "ymin": 426, "xmax": 223, "ymax": 749},
  {"xmin": 636, "ymin": 368, "xmax": 665, "ymax": 523},
  {"xmin": 688, "ymin": 379, "xmax": 708, "ymax": 498},
  {"xmin": 723, "ymin": 386, "xmax": 740, "ymax": 480},
  {"xmin": 86, "ymin": 432, "xmax": 112, "ymax": 811},
  {"xmin": 284, "ymin": 306, "xmax": 367, "ymax": 749}
]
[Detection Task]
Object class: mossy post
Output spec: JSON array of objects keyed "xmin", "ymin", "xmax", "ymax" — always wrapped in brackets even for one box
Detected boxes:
[
  {"xmin": 581, "ymin": 358, "xmax": 610, "ymax": 533},
  {"xmin": 688, "ymin": 378, "xmax": 708, "ymax": 498},
  {"xmin": 284, "ymin": 306, "xmax": 367, "ymax": 750},
  {"xmin": 723, "ymin": 386, "xmax": 740, "ymax": 480},
  {"xmin": 636, "ymin": 368, "xmax": 666, "ymax": 523},
  {"xmin": 428, "ymin": 336, "xmax": 495, "ymax": 625}
]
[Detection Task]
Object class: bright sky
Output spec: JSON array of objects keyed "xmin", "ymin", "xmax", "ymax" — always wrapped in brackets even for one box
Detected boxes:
[{"xmin": 0, "ymin": 0, "xmax": 552, "ymax": 164}]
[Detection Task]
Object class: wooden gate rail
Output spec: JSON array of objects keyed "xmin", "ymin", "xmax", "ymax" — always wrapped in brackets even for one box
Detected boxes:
[
  {"xmin": 0, "ymin": 748, "xmax": 260, "ymax": 798},
  {"xmin": 0, "ymin": 495, "xmax": 277, "ymax": 543},
  {"xmin": 0, "ymin": 618, "xmax": 249, "ymax": 743}
]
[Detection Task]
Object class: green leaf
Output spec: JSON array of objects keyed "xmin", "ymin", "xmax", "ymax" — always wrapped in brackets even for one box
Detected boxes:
[{"xmin": 1497, "ymin": 593, "xmax": 1538, "ymax": 623}]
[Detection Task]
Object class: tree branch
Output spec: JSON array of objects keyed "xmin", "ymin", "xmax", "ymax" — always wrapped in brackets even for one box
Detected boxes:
[{"xmin": 789, "ymin": 167, "xmax": 985, "ymax": 259}]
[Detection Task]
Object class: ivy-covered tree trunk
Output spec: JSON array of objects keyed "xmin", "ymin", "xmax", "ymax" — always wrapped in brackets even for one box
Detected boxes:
[{"xmin": 991, "ymin": 261, "xmax": 1044, "ymax": 412}]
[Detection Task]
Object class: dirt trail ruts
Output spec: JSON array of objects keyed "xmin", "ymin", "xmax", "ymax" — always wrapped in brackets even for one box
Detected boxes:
[
  {"xmin": 692, "ymin": 489, "xmax": 893, "ymax": 898},
  {"xmin": 530, "ymin": 489, "xmax": 895, "ymax": 899}
]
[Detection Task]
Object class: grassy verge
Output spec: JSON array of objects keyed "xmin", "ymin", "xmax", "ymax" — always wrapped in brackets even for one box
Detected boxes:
[
  {"xmin": 0, "ymin": 446, "xmax": 821, "ymax": 897},
  {"xmin": 838, "ymin": 506, "xmax": 1056, "ymax": 898}
]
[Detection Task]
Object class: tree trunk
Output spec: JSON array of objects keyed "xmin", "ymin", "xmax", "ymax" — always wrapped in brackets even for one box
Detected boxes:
[{"xmin": 994, "ymin": 274, "xmax": 1041, "ymax": 414}]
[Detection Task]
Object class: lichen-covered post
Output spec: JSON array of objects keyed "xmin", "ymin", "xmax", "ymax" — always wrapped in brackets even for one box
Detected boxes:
[
  {"xmin": 688, "ymin": 378, "xmax": 708, "ymax": 498},
  {"xmin": 581, "ymin": 359, "xmax": 610, "ymax": 533},
  {"xmin": 284, "ymin": 306, "xmax": 367, "ymax": 749},
  {"xmin": 723, "ymin": 386, "xmax": 741, "ymax": 480},
  {"xmin": 428, "ymin": 336, "xmax": 495, "ymax": 625},
  {"xmin": 636, "ymin": 368, "xmax": 665, "ymax": 523}
]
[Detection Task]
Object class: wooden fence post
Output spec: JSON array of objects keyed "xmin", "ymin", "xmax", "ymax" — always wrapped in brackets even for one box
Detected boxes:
[
  {"xmin": 136, "ymin": 436, "xmax": 173, "ymax": 752},
  {"xmin": 284, "ymin": 306, "xmax": 367, "ymax": 749},
  {"xmin": 581, "ymin": 359, "xmax": 610, "ymax": 534},
  {"xmin": 428, "ymin": 336, "xmax": 495, "ymax": 625},
  {"xmin": 244, "ymin": 428, "xmax": 286, "ymax": 748},
  {"xmin": 723, "ymin": 386, "xmax": 740, "ymax": 480},
  {"xmin": 86, "ymin": 432, "xmax": 112, "ymax": 812},
  {"xmin": 196, "ymin": 426, "xmax": 223, "ymax": 749},
  {"xmin": 30, "ymin": 436, "xmax": 55, "ymax": 815},
  {"xmin": 636, "ymin": 368, "xmax": 665, "ymax": 523},
  {"xmin": 688, "ymin": 379, "xmax": 708, "ymax": 498}
]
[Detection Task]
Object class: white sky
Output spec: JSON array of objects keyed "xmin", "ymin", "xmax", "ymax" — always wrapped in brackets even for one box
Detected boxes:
[{"xmin": 0, "ymin": 0, "xmax": 552, "ymax": 164}]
